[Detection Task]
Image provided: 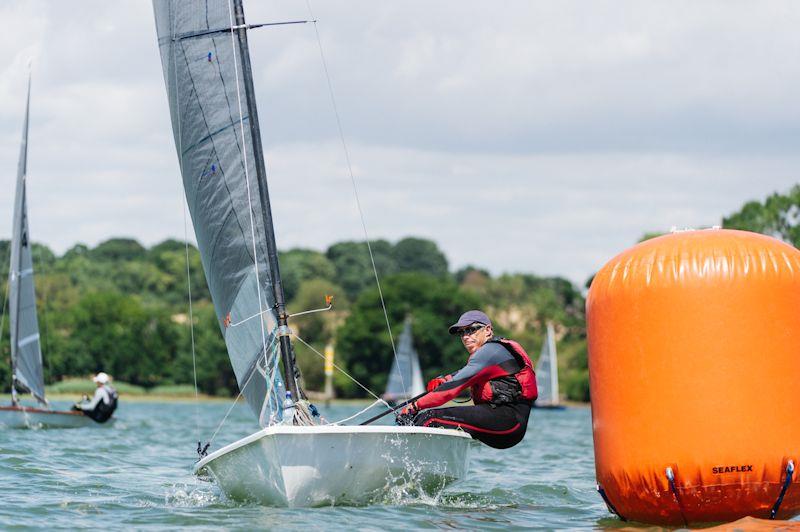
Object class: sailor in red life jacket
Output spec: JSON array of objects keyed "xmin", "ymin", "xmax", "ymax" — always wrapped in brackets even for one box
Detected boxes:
[{"xmin": 397, "ymin": 310, "xmax": 537, "ymax": 449}]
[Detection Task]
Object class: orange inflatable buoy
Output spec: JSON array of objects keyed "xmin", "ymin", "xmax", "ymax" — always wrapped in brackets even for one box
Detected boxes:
[{"xmin": 587, "ymin": 229, "xmax": 800, "ymax": 526}]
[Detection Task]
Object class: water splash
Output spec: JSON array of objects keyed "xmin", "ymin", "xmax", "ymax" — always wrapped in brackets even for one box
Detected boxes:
[{"xmin": 164, "ymin": 483, "xmax": 219, "ymax": 508}]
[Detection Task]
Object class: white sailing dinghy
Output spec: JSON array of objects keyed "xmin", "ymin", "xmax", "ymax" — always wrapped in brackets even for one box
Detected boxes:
[
  {"xmin": 534, "ymin": 322, "xmax": 564, "ymax": 409},
  {"xmin": 153, "ymin": 0, "xmax": 471, "ymax": 507},
  {"xmin": 383, "ymin": 318, "xmax": 425, "ymax": 403},
  {"xmin": 0, "ymin": 80, "xmax": 94, "ymax": 430}
]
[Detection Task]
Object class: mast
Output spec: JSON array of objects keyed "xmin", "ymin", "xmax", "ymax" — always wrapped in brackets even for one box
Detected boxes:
[{"xmin": 232, "ymin": 0, "xmax": 300, "ymax": 401}]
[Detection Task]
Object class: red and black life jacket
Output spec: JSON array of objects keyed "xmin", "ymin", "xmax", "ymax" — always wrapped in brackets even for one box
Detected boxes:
[{"xmin": 470, "ymin": 338, "xmax": 538, "ymax": 405}]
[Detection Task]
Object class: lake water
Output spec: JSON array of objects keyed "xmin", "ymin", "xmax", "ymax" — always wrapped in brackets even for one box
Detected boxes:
[{"xmin": 0, "ymin": 400, "xmax": 731, "ymax": 530}]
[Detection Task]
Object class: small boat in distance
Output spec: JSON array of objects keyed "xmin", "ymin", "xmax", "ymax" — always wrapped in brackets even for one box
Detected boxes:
[
  {"xmin": 383, "ymin": 317, "xmax": 425, "ymax": 403},
  {"xmin": 534, "ymin": 322, "xmax": 564, "ymax": 409},
  {"xmin": 0, "ymin": 78, "xmax": 94, "ymax": 429}
]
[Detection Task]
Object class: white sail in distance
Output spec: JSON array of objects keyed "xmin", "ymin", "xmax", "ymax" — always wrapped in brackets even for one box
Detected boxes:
[
  {"xmin": 384, "ymin": 319, "xmax": 425, "ymax": 402},
  {"xmin": 535, "ymin": 322, "xmax": 560, "ymax": 406}
]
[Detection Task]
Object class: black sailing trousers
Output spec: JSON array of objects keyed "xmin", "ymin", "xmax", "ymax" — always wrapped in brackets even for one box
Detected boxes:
[{"xmin": 412, "ymin": 402, "xmax": 532, "ymax": 449}]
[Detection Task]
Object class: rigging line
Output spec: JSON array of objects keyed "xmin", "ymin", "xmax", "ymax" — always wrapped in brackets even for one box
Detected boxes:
[
  {"xmin": 226, "ymin": 0, "xmax": 271, "ymax": 395},
  {"xmin": 171, "ymin": 16, "xmax": 201, "ymax": 445},
  {"xmin": 330, "ymin": 399, "xmax": 384, "ymax": 425},
  {"xmin": 304, "ymin": 0, "xmax": 407, "ymax": 398},
  {"xmin": 182, "ymin": 199, "xmax": 200, "ymax": 437},
  {"xmin": 209, "ymin": 333, "xmax": 279, "ymax": 446},
  {"xmin": 293, "ymin": 332, "xmax": 389, "ymax": 406}
]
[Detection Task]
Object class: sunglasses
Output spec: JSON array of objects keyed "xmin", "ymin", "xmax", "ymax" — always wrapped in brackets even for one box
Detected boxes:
[{"xmin": 458, "ymin": 324, "xmax": 486, "ymax": 337}]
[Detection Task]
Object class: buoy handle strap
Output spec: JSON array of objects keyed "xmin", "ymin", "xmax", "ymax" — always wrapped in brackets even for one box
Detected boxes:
[
  {"xmin": 596, "ymin": 484, "xmax": 626, "ymax": 522},
  {"xmin": 770, "ymin": 459, "xmax": 796, "ymax": 520},
  {"xmin": 665, "ymin": 467, "xmax": 688, "ymax": 527}
]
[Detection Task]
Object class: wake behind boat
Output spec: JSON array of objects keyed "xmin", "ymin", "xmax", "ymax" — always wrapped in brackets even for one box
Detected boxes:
[
  {"xmin": 153, "ymin": 0, "xmax": 471, "ymax": 506},
  {"xmin": 0, "ymin": 78, "xmax": 96, "ymax": 430}
]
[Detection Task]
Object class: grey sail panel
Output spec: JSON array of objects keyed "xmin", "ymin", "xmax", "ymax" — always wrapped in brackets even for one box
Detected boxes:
[
  {"xmin": 535, "ymin": 323, "xmax": 558, "ymax": 405},
  {"xmin": 384, "ymin": 320, "xmax": 425, "ymax": 401},
  {"xmin": 153, "ymin": 0, "xmax": 283, "ymax": 421},
  {"xmin": 8, "ymin": 83, "xmax": 46, "ymax": 404}
]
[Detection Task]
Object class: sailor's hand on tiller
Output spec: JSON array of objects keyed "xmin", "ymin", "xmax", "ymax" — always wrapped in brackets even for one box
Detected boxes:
[{"xmin": 426, "ymin": 376, "xmax": 448, "ymax": 392}]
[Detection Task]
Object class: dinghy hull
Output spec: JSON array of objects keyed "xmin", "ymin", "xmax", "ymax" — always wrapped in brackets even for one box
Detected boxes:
[
  {"xmin": 195, "ymin": 425, "xmax": 472, "ymax": 507},
  {"xmin": 0, "ymin": 405, "xmax": 96, "ymax": 429}
]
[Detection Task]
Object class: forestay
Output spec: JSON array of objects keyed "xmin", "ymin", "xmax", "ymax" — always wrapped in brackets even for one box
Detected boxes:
[
  {"xmin": 384, "ymin": 319, "xmax": 425, "ymax": 401},
  {"xmin": 153, "ymin": 0, "xmax": 285, "ymax": 424},
  {"xmin": 8, "ymin": 82, "xmax": 46, "ymax": 405}
]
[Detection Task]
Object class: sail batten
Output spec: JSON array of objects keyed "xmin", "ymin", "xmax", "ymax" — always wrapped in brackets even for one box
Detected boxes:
[
  {"xmin": 154, "ymin": 0, "xmax": 288, "ymax": 422},
  {"xmin": 8, "ymin": 77, "xmax": 47, "ymax": 405}
]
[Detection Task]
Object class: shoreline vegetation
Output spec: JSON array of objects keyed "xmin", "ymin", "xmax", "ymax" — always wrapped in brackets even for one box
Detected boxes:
[
  {"xmin": 0, "ymin": 187, "xmax": 793, "ymax": 405},
  {"xmin": 0, "ymin": 236, "xmax": 591, "ymax": 403}
]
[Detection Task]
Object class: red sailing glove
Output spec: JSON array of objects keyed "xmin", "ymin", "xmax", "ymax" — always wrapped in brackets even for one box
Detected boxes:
[{"xmin": 426, "ymin": 375, "xmax": 451, "ymax": 392}]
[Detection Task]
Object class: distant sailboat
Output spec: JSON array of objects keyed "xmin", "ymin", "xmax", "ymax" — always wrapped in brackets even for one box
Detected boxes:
[
  {"xmin": 153, "ymin": 0, "xmax": 471, "ymax": 506},
  {"xmin": 0, "ymin": 78, "xmax": 94, "ymax": 429},
  {"xmin": 383, "ymin": 318, "xmax": 425, "ymax": 403},
  {"xmin": 534, "ymin": 322, "xmax": 564, "ymax": 409}
]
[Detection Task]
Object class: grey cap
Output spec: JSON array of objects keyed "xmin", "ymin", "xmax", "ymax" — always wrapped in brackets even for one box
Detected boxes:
[{"xmin": 448, "ymin": 310, "xmax": 492, "ymax": 335}]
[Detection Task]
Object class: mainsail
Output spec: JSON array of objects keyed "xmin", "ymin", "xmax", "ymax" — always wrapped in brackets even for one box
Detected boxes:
[
  {"xmin": 8, "ymin": 79, "xmax": 47, "ymax": 405},
  {"xmin": 384, "ymin": 319, "xmax": 425, "ymax": 401},
  {"xmin": 535, "ymin": 322, "xmax": 559, "ymax": 406},
  {"xmin": 153, "ymin": 0, "xmax": 294, "ymax": 423}
]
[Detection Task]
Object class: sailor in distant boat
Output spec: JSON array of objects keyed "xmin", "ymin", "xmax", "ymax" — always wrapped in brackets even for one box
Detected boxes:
[
  {"xmin": 398, "ymin": 310, "xmax": 537, "ymax": 449},
  {"xmin": 72, "ymin": 372, "xmax": 118, "ymax": 423}
]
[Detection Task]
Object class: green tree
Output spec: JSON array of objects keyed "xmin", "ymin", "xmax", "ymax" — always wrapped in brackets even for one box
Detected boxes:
[
  {"xmin": 62, "ymin": 292, "xmax": 178, "ymax": 387},
  {"xmin": 171, "ymin": 303, "xmax": 236, "ymax": 396},
  {"xmin": 279, "ymin": 249, "xmax": 337, "ymax": 302},
  {"xmin": 392, "ymin": 237, "xmax": 449, "ymax": 277},
  {"xmin": 146, "ymin": 241, "xmax": 210, "ymax": 306},
  {"xmin": 326, "ymin": 240, "xmax": 395, "ymax": 300},
  {"xmin": 89, "ymin": 238, "xmax": 147, "ymax": 262},
  {"xmin": 723, "ymin": 185, "xmax": 800, "ymax": 247}
]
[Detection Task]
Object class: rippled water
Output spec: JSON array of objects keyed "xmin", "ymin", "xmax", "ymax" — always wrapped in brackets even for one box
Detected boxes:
[{"xmin": 0, "ymin": 400, "xmax": 628, "ymax": 529}]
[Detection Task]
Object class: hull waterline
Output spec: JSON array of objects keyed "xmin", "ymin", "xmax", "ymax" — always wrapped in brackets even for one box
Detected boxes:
[{"xmin": 195, "ymin": 425, "xmax": 473, "ymax": 507}]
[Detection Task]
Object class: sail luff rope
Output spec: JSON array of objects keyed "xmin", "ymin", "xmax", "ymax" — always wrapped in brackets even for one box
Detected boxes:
[
  {"xmin": 225, "ymin": 0, "xmax": 272, "ymax": 413},
  {"xmin": 293, "ymin": 332, "xmax": 389, "ymax": 405},
  {"xmin": 169, "ymin": 5, "xmax": 201, "ymax": 444},
  {"xmin": 182, "ymin": 207, "xmax": 200, "ymax": 437},
  {"xmin": 305, "ymin": 0, "xmax": 407, "ymax": 398}
]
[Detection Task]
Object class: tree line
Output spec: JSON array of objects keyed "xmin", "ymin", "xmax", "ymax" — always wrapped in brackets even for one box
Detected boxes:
[
  {"xmin": 6, "ymin": 185, "xmax": 793, "ymax": 403},
  {"xmin": 0, "ymin": 235, "xmax": 591, "ymax": 401}
]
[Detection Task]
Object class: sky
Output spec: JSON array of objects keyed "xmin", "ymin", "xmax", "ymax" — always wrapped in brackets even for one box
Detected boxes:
[{"xmin": 0, "ymin": 1, "xmax": 798, "ymax": 286}]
